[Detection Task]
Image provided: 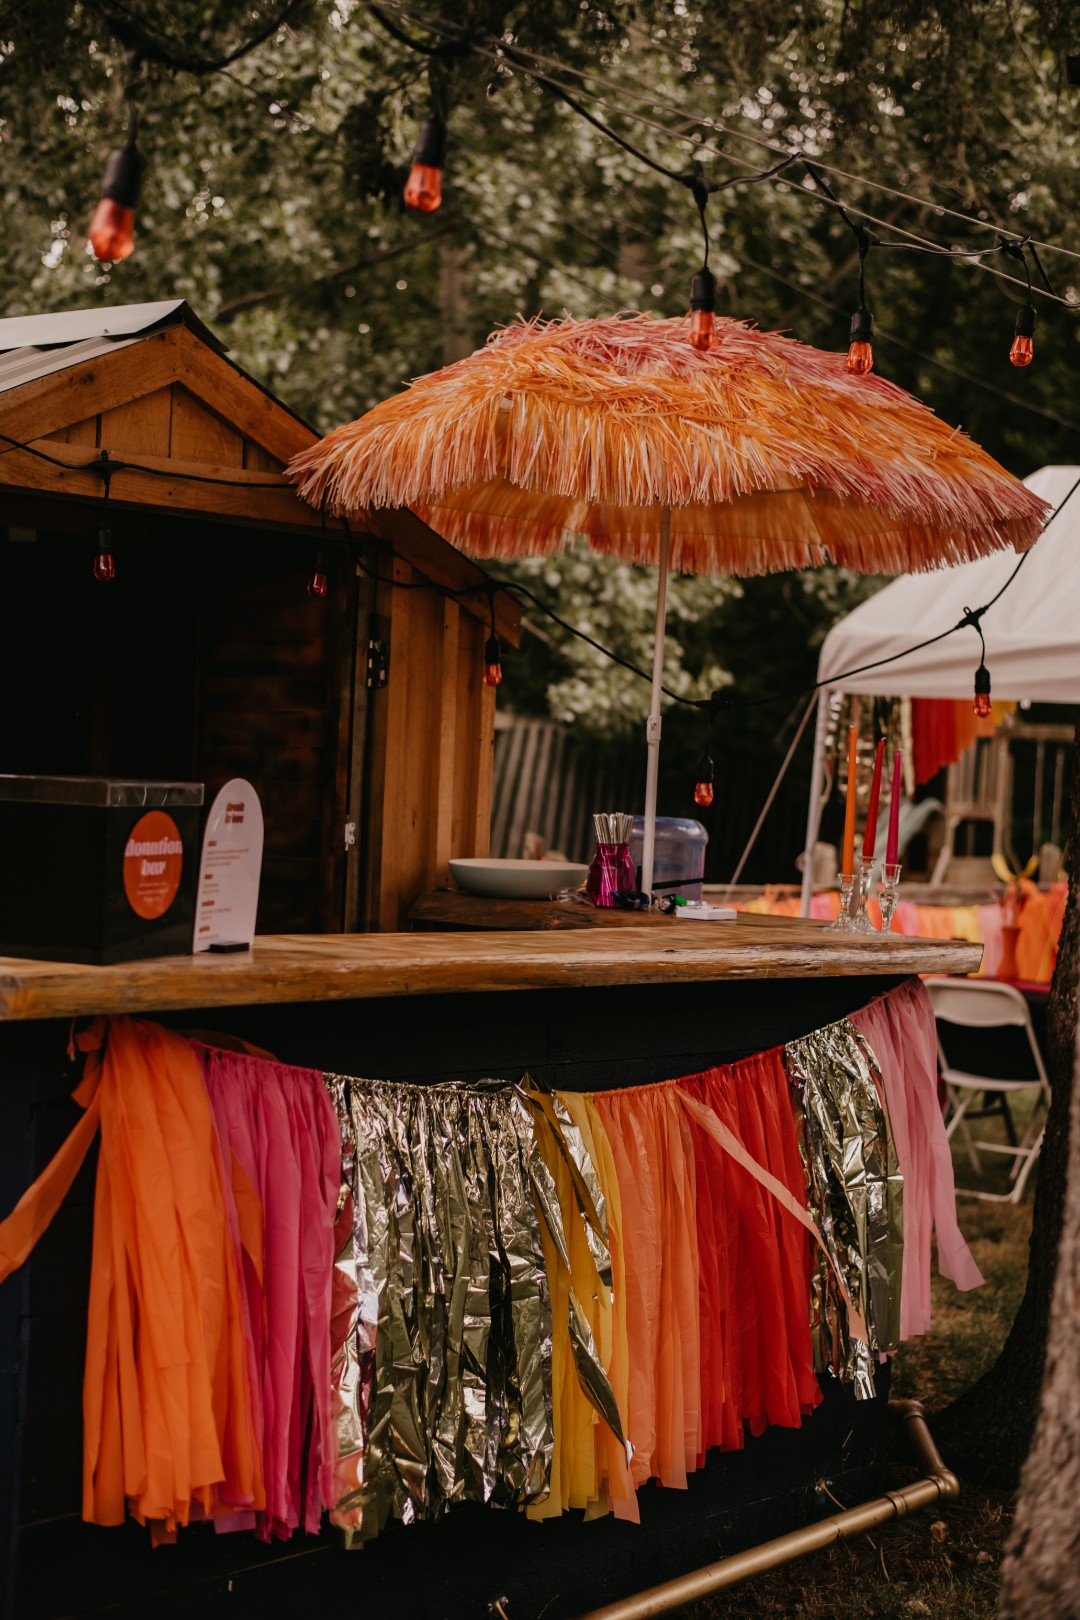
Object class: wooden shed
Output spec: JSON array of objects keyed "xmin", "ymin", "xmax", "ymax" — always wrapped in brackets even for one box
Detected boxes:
[{"xmin": 0, "ymin": 300, "xmax": 519, "ymax": 933}]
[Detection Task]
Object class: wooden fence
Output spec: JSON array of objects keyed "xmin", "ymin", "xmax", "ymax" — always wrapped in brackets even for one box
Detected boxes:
[
  {"xmin": 489, "ymin": 715, "xmax": 640, "ymax": 862},
  {"xmin": 489, "ymin": 713, "xmax": 817, "ymax": 883}
]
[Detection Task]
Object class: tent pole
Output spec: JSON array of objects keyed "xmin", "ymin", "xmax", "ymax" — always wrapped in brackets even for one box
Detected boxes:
[
  {"xmin": 641, "ymin": 509, "xmax": 671, "ymax": 901},
  {"xmin": 799, "ymin": 691, "xmax": 828, "ymax": 917}
]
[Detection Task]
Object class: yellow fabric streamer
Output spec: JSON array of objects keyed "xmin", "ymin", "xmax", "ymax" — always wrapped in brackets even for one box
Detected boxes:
[{"xmin": 526, "ymin": 1091, "xmax": 638, "ymax": 1524}]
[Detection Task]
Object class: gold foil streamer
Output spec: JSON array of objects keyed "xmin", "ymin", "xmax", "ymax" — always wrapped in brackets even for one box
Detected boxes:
[
  {"xmin": 325, "ymin": 1075, "xmax": 378, "ymax": 1537},
  {"xmin": 525, "ymin": 1085, "xmax": 628, "ymax": 1456},
  {"xmin": 530, "ymin": 1079, "xmax": 614, "ymax": 1293},
  {"xmin": 784, "ymin": 1019, "xmax": 904, "ymax": 1400},
  {"xmin": 326, "ymin": 1076, "xmax": 566, "ymax": 1543}
]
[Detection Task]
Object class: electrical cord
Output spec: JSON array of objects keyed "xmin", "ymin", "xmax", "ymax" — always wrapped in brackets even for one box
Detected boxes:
[
  {"xmin": 388, "ymin": 1, "xmax": 1080, "ymax": 271},
  {"xmin": 85, "ymin": 0, "xmax": 308, "ymax": 76},
  {"xmin": 0, "ymin": 431, "xmax": 290, "ymax": 491},
  {"xmin": 376, "ymin": 1, "xmax": 1078, "ymax": 307}
]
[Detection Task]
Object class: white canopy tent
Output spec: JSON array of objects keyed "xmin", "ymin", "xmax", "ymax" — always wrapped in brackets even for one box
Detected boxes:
[{"xmin": 800, "ymin": 465, "xmax": 1080, "ymax": 914}]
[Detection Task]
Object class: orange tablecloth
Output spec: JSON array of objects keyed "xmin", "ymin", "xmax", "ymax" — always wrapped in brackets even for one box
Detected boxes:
[{"xmin": 737, "ymin": 882, "xmax": 1066, "ymax": 984}]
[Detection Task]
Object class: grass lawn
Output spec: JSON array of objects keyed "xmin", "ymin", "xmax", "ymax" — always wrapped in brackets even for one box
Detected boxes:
[{"xmin": 680, "ymin": 1106, "xmax": 1037, "ymax": 1619}]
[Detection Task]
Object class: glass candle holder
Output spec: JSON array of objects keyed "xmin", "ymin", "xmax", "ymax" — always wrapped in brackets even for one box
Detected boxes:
[
  {"xmin": 851, "ymin": 853, "xmax": 878, "ymax": 933},
  {"xmin": 877, "ymin": 863, "xmax": 902, "ymax": 933},
  {"xmin": 586, "ymin": 842, "xmax": 637, "ymax": 908},
  {"xmin": 824, "ymin": 872, "xmax": 857, "ymax": 933}
]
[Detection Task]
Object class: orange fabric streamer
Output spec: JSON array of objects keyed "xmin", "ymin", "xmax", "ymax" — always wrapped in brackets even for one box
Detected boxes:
[
  {"xmin": 0, "ymin": 1018, "xmax": 264, "ymax": 1540},
  {"xmin": 679, "ymin": 1060, "xmax": 824, "ymax": 1447},
  {"xmin": 591, "ymin": 1084, "xmax": 702, "ymax": 1490}
]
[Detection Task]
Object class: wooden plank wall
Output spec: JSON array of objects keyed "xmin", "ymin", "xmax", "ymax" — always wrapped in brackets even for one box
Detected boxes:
[
  {"xmin": 195, "ymin": 550, "xmax": 350, "ymax": 934},
  {"xmin": 42, "ymin": 389, "xmax": 351, "ymax": 932},
  {"xmin": 363, "ymin": 555, "xmax": 496, "ymax": 931},
  {"xmin": 34, "ymin": 377, "xmax": 501, "ymax": 935},
  {"xmin": 45, "ymin": 381, "xmax": 282, "ymax": 475}
]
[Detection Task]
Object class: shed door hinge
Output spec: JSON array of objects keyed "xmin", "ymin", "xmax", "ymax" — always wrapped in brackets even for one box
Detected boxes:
[
  {"xmin": 344, "ymin": 821, "xmax": 357, "ymax": 851},
  {"xmin": 366, "ymin": 638, "xmax": 389, "ymax": 689}
]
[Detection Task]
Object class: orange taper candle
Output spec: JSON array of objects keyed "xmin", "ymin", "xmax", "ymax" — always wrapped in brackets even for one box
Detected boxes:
[
  {"xmin": 841, "ymin": 725, "xmax": 858, "ymax": 876},
  {"xmin": 862, "ymin": 738, "xmax": 885, "ymax": 859}
]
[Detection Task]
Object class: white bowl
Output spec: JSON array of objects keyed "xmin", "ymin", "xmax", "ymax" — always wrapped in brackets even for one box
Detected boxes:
[{"xmin": 448, "ymin": 857, "xmax": 589, "ymax": 900}]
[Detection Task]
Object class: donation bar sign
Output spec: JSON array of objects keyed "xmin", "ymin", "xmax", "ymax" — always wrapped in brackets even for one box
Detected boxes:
[{"xmin": 193, "ymin": 779, "xmax": 264, "ymax": 953}]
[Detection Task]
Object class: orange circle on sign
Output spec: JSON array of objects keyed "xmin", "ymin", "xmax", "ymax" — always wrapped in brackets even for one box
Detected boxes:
[{"xmin": 122, "ymin": 810, "xmax": 184, "ymax": 921}]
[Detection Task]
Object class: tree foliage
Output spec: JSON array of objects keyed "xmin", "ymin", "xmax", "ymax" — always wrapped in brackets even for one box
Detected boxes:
[{"xmin": 2, "ymin": 0, "xmax": 1078, "ymax": 742}]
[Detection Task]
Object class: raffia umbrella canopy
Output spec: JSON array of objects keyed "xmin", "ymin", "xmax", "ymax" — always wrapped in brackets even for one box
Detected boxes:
[{"xmin": 289, "ymin": 313, "xmax": 1049, "ymax": 576}]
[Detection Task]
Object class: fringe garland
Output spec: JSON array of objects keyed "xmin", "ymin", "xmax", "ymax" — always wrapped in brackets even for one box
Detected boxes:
[{"xmin": 0, "ymin": 980, "xmax": 983, "ymax": 1546}]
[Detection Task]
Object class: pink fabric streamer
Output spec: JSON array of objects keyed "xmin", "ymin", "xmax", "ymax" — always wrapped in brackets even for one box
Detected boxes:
[
  {"xmin": 199, "ymin": 1046, "xmax": 341, "ymax": 1540},
  {"xmin": 851, "ymin": 981, "xmax": 983, "ymax": 1339}
]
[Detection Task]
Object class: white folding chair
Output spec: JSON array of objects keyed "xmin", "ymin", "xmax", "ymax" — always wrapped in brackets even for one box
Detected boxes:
[{"xmin": 926, "ymin": 977, "xmax": 1051, "ymax": 1203}]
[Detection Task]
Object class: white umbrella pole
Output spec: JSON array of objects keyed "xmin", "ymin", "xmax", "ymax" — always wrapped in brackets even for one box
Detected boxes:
[
  {"xmin": 799, "ymin": 691, "xmax": 828, "ymax": 917},
  {"xmin": 641, "ymin": 509, "xmax": 672, "ymax": 901}
]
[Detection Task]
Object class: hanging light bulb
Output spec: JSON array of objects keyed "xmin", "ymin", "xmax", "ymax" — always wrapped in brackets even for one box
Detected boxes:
[
  {"xmin": 693, "ymin": 753, "xmax": 715, "ymax": 808},
  {"xmin": 974, "ymin": 662, "xmax": 992, "ymax": 719},
  {"xmin": 404, "ymin": 116, "xmax": 446, "ymax": 213},
  {"xmin": 689, "ymin": 266, "xmax": 717, "ymax": 352},
  {"xmin": 483, "ymin": 634, "xmax": 503, "ymax": 688},
  {"xmin": 1010, "ymin": 302, "xmax": 1036, "ymax": 368},
  {"xmin": 307, "ymin": 546, "xmax": 328, "ymax": 599},
  {"xmin": 93, "ymin": 528, "xmax": 115, "ymax": 582},
  {"xmin": 88, "ymin": 140, "xmax": 143, "ymax": 263},
  {"xmin": 846, "ymin": 306, "xmax": 874, "ymax": 375}
]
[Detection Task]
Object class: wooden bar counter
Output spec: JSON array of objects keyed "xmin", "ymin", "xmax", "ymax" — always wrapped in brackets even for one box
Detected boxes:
[
  {"xmin": 0, "ymin": 912, "xmax": 980, "ymax": 1022},
  {"xmin": 0, "ymin": 912, "xmax": 981, "ymax": 1620}
]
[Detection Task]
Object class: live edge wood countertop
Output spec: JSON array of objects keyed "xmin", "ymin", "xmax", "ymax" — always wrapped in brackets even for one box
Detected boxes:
[{"xmin": 0, "ymin": 914, "xmax": 982, "ymax": 1022}]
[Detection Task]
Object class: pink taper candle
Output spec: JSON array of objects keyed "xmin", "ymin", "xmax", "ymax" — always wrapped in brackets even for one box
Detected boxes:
[
  {"xmin": 841, "ymin": 726, "xmax": 858, "ymax": 876},
  {"xmin": 886, "ymin": 748, "xmax": 902, "ymax": 867},
  {"xmin": 862, "ymin": 738, "xmax": 885, "ymax": 859}
]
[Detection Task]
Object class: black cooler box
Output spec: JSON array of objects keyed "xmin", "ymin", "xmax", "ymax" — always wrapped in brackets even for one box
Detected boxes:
[{"xmin": 0, "ymin": 776, "xmax": 204, "ymax": 964}]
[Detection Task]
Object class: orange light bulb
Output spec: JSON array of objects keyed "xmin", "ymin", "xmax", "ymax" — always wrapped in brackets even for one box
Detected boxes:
[
  {"xmin": 404, "ymin": 117, "xmax": 446, "ymax": 213},
  {"xmin": 88, "ymin": 198, "xmax": 136, "ymax": 262},
  {"xmin": 1009, "ymin": 333, "xmax": 1033, "ymax": 368},
  {"xmin": 688, "ymin": 265, "xmax": 717, "ymax": 352},
  {"xmin": 689, "ymin": 308, "xmax": 716, "ymax": 352},
  {"xmin": 405, "ymin": 163, "xmax": 443, "ymax": 213},
  {"xmin": 846, "ymin": 339, "xmax": 874, "ymax": 375},
  {"xmin": 307, "ymin": 569, "xmax": 328, "ymax": 599},
  {"xmin": 846, "ymin": 306, "xmax": 874, "ymax": 374},
  {"xmin": 1011, "ymin": 303, "xmax": 1036, "ymax": 368},
  {"xmin": 483, "ymin": 633, "xmax": 502, "ymax": 688},
  {"xmin": 974, "ymin": 663, "xmax": 992, "ymax": 718},
  {"xmin": 87, "ymin": 142, "xmax": 142, "ymax": 263},
  {"xmin": 93, "ymin": 531, "xmax": 115, "ymax": 582},
  {"xmin": 693, "ymin": 753, "xmax": 714, "ymax": 808}
]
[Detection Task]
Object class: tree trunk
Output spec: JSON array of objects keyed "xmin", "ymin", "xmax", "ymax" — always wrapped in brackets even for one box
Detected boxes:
[
  {"xmin": 439, "ymin": 235, "xmax": 475, "ymax": 366},
  {"xmin": 997, "ymin": 1002, "xmax": 1080, "ymax": 1615},
  {"xmin": 933, "ymin": 717, "xmax": 1080, "ymax": 1485}
]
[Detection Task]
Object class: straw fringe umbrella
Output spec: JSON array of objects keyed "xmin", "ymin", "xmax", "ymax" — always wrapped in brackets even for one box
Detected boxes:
[{"xmin": 291, "ymin": 313, "xmax": 1048, "ymax": 896}]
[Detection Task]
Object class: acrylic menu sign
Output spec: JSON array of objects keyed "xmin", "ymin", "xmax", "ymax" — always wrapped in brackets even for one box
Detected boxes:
[{"xmin": 192, "ymin": 779, "xmax": 264, "ymax": 953}]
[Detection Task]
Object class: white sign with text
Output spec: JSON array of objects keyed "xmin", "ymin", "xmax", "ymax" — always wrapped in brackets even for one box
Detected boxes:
[{"xmin": 192, "ymin": 778, "xmax": 264, "ymax": 953}]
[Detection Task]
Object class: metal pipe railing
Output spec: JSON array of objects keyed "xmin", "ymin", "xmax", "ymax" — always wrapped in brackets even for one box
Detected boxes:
[{"xmin": 571, "ymin": 1400, "xmax": 959, "ymax": 1620}]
